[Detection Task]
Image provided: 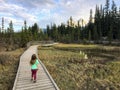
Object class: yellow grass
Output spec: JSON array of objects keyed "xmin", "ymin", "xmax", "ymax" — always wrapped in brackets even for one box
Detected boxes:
[
  {"xmin": 0, "ymin": 48, "xmax": 24, "ymax": 90},
  {"xmin": 54, "ymin": 43, "xmax": 98, "ymax": 48},
  {"xmin": 38, "ymin": 43, "xmax": 120, "ymax": 90}
]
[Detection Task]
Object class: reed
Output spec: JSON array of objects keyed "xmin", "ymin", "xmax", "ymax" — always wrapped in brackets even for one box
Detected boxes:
[{"xmin": 38, "ymin": 44, "xmax": 120, "ymax": 90}]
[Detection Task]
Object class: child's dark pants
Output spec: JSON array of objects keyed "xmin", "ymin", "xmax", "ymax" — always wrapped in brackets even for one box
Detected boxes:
[{"xmin": 31, "ymin": 69, "xmax": 38, "ymax": 80}]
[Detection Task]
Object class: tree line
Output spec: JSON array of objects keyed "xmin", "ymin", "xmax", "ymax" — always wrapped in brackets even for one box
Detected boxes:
[
  {"xmin": 0, "ymin": 20, "xmax": 47, "ymax": 50},
  {"xmin": 0, "ymin": 0, "xmax": 120, "ymax": 50},
  {"xmin": 46, "ymin": 0, "xmax": 120, "ymax": 43}
]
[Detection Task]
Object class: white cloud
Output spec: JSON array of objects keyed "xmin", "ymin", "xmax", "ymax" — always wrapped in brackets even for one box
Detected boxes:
[
  {"xmin": 0, "ymin": 0, "xmax": 38, "ymax": 30},
  {"xmin": 4, "ymin": 17, "xmax": 22, "ymax": 25},
  {"xmin": 57, "ymin": 0, "xmax": 105, "ymax": 22},
  {"xmin": 0, "ymin": 0, "xmax": 4, "ymax": 3},
  {"xmin": 0, "ymin": 0, "xmax": 120, "ymax": 31},
  {"xmin": 41, "ymin": 9, "xmax": 51, "ymax": 15},
  {"xmin": 11, "ymin": 0, "xmax": 56, "ymax": 10}
]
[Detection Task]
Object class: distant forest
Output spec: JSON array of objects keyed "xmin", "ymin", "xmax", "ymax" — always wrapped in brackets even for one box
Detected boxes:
[
  {"xmin": 46, "ymin": 0, "xmax": 120, "ymax": 43},
  {"xmin": 0, "ymin": 0, "xmax": 120, "ymax": 50}
]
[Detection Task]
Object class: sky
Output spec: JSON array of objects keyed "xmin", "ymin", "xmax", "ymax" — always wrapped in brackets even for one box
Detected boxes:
[{"xmin": 0, "ymin": 0, "xmax": 120, "ymax": 31}]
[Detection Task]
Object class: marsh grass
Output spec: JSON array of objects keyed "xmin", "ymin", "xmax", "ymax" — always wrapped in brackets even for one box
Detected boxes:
[
  {"xmin": 0, "ymin": 48, "xmax": 24, "ymax": 90},
  {"xmin": 38, "ymin": 44, "xmax": 120, "ymax": 90}
]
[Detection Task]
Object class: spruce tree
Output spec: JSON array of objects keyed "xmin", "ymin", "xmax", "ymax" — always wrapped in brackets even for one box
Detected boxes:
[
  {"xmin": 88, "ymin": 29, "xmax": 91, "ymax": 41},
  {"xmin": 52, "ymin": 24, "xmax": 58, "ymax": 41},
  {"xmin": 93, "ymin": 25, "xmax": 99, "ymax": 41},
  {"xmin": 108, "ymin": 26, "xmax": 113, "ymax": 44},
  {"xmin": 2, "ymin": 17, "xmax": 4, "ymax": 32},
  {"xmin": 46, "ymin": 25, "xmax": 50, "ymax": 37},
  {"xmin": 9, "ymin": 21, "xmax": 14, "ymax": 45},
  {"xmin": 23, "ymin": 20, "xmax": 29, "ymax": 42},
  {"xmin": 77, "ymin": 20, "xmax": 81, "ymax": 41},
  {"xmin": 104, "ymin": 0, "xmax": 110, "ymax": 37},
  {"xmin": 88, "ymin": 9, "xmax": 94, "ymax": 40},
  {"xmin": 118, "ymin": 7, "xmax": 120, "ymax": 40},
  {"xmin": 32, "ymin": 23, "xmax": 39, "ymax": 40},
  {"xmin": 111, "ymin": 0, "xmax": 117, "ymax": 39},
  {"xmin": 0, "ymin": 28, "xmax": 1, "ymax": 40},
  {"xmin": 94, "ymin": 5, "xmax": 102, "ymax": 40}
]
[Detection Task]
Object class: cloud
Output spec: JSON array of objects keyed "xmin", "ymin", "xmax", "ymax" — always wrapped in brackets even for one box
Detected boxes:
[
  {"xmin": 0, "ymin": 0, "xmax": 38, "ymax": 29},
  {"xmin": 0, "ymin": 0, "xmax": 120, "ymax": 31},
  {"xmin": 8, "ymin": 0, "xmax": 56, "ymax": 10},
  {"xmin": 0, "ymin": 0, "xmax": 4, "ymax": 3},
  {"xmin": 4, "ymin": 17, "xmax": 22, "ymax": 25},
  {"xmin": 0, "ymin": 1, "xmax": 26, "ymax": 12},
  {"xmin": 57, "ymin": 0, "xmax": 105, "ymax": 20}
]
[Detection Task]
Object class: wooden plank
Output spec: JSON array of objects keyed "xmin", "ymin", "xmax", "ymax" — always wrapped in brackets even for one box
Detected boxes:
[
  {"xmin": 16, "ymin": 81, "xmax": 52, "ymax": 88},
  {"xmin": 29, "ymin": 87, "xmax": 56, "ymax": 90},
  {"xmin": 17, "ymin": 78, "xmax": 50, "ymax": 84},
  {"xmin": 17, "ymin": 79, "xmax": 50, "ymax": 85},
  {"xmin": 16, "ymin": 82, "xmax": 53, "ymax": 90}
]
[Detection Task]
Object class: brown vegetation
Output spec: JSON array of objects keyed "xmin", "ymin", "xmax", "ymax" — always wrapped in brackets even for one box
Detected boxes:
[
  {"xmin": 0, "ymin": 47, "xmax": 24, "ymax": 90},
  {"xmin": 38, "ymin": 44, "xmax": 120, "ymax": 90}
]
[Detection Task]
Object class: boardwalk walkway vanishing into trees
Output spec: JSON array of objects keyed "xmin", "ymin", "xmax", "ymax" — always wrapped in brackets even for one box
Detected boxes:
[{"xmin": 12, "ymin": 44, "xmax": 59, "ymax": 90}]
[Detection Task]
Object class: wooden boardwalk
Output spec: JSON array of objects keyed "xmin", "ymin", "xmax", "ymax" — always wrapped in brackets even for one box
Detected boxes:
[{"xmin": 12, "ymin": 45, "xmax": 59, "ymax": 90}]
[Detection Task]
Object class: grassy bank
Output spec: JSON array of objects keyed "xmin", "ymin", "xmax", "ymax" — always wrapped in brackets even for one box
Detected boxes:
[
  {"xmin": 38, "ymin": 43, "xmax": 120, "ymax": 90},
  {"xmin": 0, "ymin": 48, "xmax": 24, "ymax": 90}
]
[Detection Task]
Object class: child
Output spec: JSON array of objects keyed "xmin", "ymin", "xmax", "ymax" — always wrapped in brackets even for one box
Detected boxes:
[{"xmin": 30, "ymin": 54, "xmax": 39, "ymax": 83}]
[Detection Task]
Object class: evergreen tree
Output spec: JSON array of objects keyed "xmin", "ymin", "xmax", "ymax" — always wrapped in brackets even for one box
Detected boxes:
[
  {"xmin": 104, "ymin": 0, "xmax": 110, "ymax": 37},
  {"xmin": 94, "ymin": 5, "xmax": 102, "ymax": 40},
  {"xmin": 77, "ymin": 20, "xmax": 81, "ymax": 41},
  {"xmin": 0, "ymin": 28, "xmax": 1, "ymax": 40},
  {"xmin": 101, "ymin": 5, "xmax": 105, "ymax": 38},
  {"xmin": 108, "ymin": 26, "xmax": 113, "ymax": 43},
  {"xmin": 0, "ymin": 27, "xmax": 1, "ymax": 34},
  {"xmin": 111, "ymin": 0, "xmax": 117, "ymax": 39},
  {"xmin": 8, "ymin": 21, "xmax": 14, "ymax": 45},
  {"xmin": 69, "ymin": 16, "xmax": 74, "ymax": 27},
  {"xmin": 93, "ymin": 25, "xmax": 99, "ymax": 41},
  {"xmin": 20, "ymin": 27, "xmax": 26, "ymax": 47},
  {"xmin": 2, "ymin": 17, "xmax": 4, "ymax": 32},
  {"xmin": 105, "ymin": 0, "xmax": 110, "ymax": 14},
  {"xmin": 46, "ymin": 25, "xmax": 50, "ymax": 37},
  {"xmin": 88, "ymin": 9, "xmax": 94, "ymax": 40},
  {"xmin": 5, "ymin": 20, "xmax": 15, "ymax": 50},
  {"xmin": 52, "ymin": 24, "xmax": 58, "ymax": 41},
  {"xmin": 32, "ymin": 23, "xmax": 39, "ymax": 40},
  {"xmin": 23, "ymin": 20, "xmax": 29, "ymax": 42},
  {"xmin": 88, "ymin": 29, "xmax": 91, "ymax": 41},
  {"xmin": 28, "ymin": 26, "xmax": 33, "ymax": 41},
  {"xmin": 117, "ymin": 7, "xmax": 120, "ymax": 40},
  {"xmin": 59, "ymin": 23, "xmax": 66, "ymax": 35},
  {"xmin": 89, "ymin": 9, "xmax": 93, "ymax": 23},
  {"xmin": 1, "ymin": 17, "xmax": 5, "ymax": 42}
]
